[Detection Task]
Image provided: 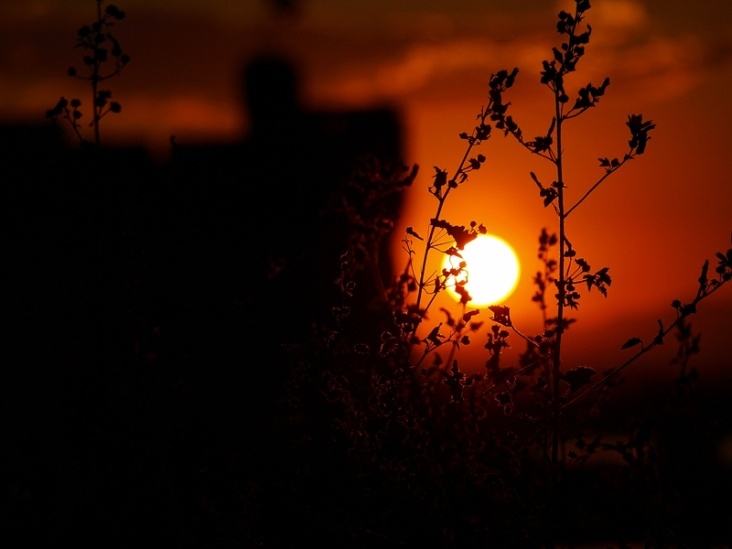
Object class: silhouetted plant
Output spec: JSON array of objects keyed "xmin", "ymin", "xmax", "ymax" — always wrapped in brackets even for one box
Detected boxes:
[
  {"xmin": 38, "ymin": 1, "xmax": 731, "ymax": 546},
  {"xmin": 483, "ymin": 0, "xmax": 658, "ymax": 471},
  {"xmin": 46, "ymin": 0, "xmax": 130, "ymax": 148},
  {"xmin": 290, "ymin": 1, "xmax": 732, "ymax": 546}
]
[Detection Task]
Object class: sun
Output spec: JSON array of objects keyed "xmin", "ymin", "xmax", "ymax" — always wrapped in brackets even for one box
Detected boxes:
[{"xmin": 442, "ymin": 234, "xmax": 520, "ymax": 306}]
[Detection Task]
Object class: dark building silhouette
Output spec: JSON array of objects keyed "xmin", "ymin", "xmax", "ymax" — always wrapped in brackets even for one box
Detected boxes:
[
  {"xmin": 161, "ymin": 53, "xmax": 408, "ymax": 459},
  {"xmin": 3, "ymin": 54, "xmax": 408, "ymax": 545},
  {"xmin": 169, "ymin": 53, "xmax": 405, "ymax": 338}
]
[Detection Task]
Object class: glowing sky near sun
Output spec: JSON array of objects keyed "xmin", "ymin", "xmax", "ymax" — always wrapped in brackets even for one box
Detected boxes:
[
  {"xmin": 1, "ymin": 0, "xmax": 730, "ymax": 375},
  {"xmin": 2, "ymin": 0, "xmax": 731, "ymax": 137}
]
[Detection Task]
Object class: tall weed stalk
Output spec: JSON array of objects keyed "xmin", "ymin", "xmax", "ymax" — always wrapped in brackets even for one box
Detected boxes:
[
  {"xmin": 46, "ymin": 0, "xmax": 130, "ymax": 148},
  {"xmin": 304, "ymin": 0, "xmax": 732, "ymax": 545},
  {"xmin": 40, "ymin": 1, "xmax": 732, "ymax": 546}
]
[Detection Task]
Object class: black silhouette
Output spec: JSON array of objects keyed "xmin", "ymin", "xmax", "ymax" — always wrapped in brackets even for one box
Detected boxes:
[
  {"xmin": 4, "ymin": 3, "xmax": 732, "ymax": 545},
  {"xmin": 4, "ymin": 51, "xmax": 407, "ymax": 546}
]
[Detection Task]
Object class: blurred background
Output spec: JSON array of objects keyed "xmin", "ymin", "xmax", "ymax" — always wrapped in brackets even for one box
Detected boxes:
[
  {"xmin": 3, "ymin": 1, "xmax": 731, "ymax": 544},
  {"xmin": 5, "ymin": 0, "xmax": 729, "ymax": 380}
]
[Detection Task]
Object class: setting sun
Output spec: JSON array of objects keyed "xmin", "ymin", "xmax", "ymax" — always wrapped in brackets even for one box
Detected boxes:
[{"xmin": 443, "ymin": 234, "xmax": 520, "ymax": 306}]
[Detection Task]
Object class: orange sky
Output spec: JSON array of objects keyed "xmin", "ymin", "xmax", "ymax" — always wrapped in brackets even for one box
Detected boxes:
[{"xmin": 2, "ymin": 0, "xmax": 730, "ymax": 382}]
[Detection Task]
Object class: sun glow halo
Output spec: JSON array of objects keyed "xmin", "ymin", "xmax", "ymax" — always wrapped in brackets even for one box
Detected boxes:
[{"xmin": 443, "ymin": 234, "xmax": 520, "ymax": 306}]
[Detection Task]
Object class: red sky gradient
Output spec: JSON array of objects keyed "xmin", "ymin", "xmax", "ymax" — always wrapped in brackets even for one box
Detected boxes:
[{"xmin": 2, "ymin": 0, "xmax": 730, "ymax": 383}]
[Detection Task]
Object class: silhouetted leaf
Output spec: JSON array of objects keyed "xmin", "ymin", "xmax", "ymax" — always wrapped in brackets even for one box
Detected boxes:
[
  {"xmin": 680, "ymin": 302, "xmax": 696, "ymax": 316},
  {"xmin": 463, "ymin": 310, "xmax": 480, "ymax": 322},
  {"xmin": 106, "ymin": 4, "xmax": 126, "ymax": 19},
  {"xmin": 431, "ymin": 219, "xmax": 478, "ymax": 250},
  {"xmin": 653, "ymin": 319, "xmax": 664, "ymax": 345},
  {"xmin": 432, "ymin": 166, "xmax": 447, "ymax": 190},
  {"xmin": 698, "ymin": 259, "xmax": 709, "ymax": 288},
  {"xmin": 627, "ymin": 113, "xmax": 656, "ymax": 154},
  {"xmin": 406, "ymin": 226, "xmax": 423, "ymax": 240},
  {"xmin": 488, "ymin": 305, "xmax": 512, "ymax": 327},
  {"xmin": 563, "ymin": 365, "xmax": 596, "ymax": 392},
  {"xmin": 455, "ymin": 283, "xmax": 472, "ymax": 305},
  {"xmin": 425, "ymin": 324, "xmax": 444, "ymax": 346}
]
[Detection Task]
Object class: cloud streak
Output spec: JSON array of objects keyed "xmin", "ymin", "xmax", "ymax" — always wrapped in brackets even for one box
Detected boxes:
[{"xmin": 2, "ymin": 0, "xmax": 732, "ymax": 145}]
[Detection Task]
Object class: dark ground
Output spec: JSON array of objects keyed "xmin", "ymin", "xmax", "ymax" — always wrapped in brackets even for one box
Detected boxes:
[{"xmin": 4, "ymin": 114, "xmax": 732, "ymax": 547}]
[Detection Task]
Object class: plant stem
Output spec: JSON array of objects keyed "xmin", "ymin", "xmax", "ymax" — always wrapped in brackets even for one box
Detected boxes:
[
  {"xmin": 92, "ymin": 0, "xmax": 103, "ymax": 147},
  {"xmin": 552, "ymin": 98, "xmax": 565, "ymax": 470},
  {"xmin": 414, "ymin": 141, "xmax": 476, "ymax": 319}
]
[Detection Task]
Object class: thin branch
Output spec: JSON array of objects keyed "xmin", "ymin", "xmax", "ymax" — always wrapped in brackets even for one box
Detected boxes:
[{"xmin": 562, "ymin": 275, "xmax": 731, "ymax": 410}]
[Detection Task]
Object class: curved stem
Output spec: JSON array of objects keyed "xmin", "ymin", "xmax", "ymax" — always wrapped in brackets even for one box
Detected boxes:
[
  {"xmin": 562, "ymin": 277, "xmax": 730, "ymax": 410},
  {"xmin": 565, "ymin": 156, "xmax": 632, "ymax": 217},
  {"xmin": 413, "ymin": 141, "xmax": 477, "ymax": 322}
]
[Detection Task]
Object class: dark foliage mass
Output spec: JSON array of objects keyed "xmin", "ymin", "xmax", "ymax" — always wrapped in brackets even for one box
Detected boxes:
[{"xmin": 5, "ymin": 1, "xmax": 732, "ymax": 547}]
